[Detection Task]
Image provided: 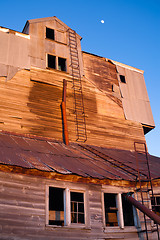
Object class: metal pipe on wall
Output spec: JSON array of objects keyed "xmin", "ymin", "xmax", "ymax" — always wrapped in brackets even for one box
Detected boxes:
[
  {"xmin": 126, "ymin": 195, "xmax": 160, "ymax": 225},
  {"xmin": 61, "ymin": 79, "xmax": 69, "ymax": 145}
]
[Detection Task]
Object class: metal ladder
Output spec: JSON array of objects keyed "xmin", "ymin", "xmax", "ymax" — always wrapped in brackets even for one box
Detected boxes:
[
  {"xmin": 134, "ymin": 142, "xmax": 159, "ymax": 240},
  {"xmin": 68, "ymin": 28, "xmax": 87, "ymax": 142}
]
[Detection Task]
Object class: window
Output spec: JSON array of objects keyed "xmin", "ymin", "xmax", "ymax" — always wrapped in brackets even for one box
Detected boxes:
[
  {"xmin": 49, "ymin": 187, "xmax": 64, "ymax": 226},
  {"xmin": 46, "ymin": 27, "xmax": 55, "ymax": 40},
  {"xmin": 119, "ymin": 75, "xmax": 126, "ymax": 83},
  {"xmin": 47, "ymin": 54, "xmax": 67, "ymax": 72},
  {"xmin": 48, "ymin": 186, "xmax": 86, "ymax": 227},
  {"xmin": 48, "ymin": 54, "xmax": 56, "ymax": 69},
  {"xmin": 58, "ymin": 57, "xmax": 66, "ymax": 72},
  {"xmin": 71, "ymin": 192, "xmax": 85, "ymax": 224},
  {"xmin": 103, "ymin": 192, "xmax": 135, "ymax": 228},
  {"xmin": 151, "ymin": 196, "xmax": 160, "ymax": 217},
  {"xmin": 122, "ymin": 194, "xmax": 134, "ymax": 226},
  {"xmin": 104, "ymin": 193, "xmax": 118, "ymax": 226}
]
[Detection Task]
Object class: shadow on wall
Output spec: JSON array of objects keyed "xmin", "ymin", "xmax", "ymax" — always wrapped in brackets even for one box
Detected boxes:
[{"xmin": 27, "ymin": 80, "xmax": 63, "ymax": 139}]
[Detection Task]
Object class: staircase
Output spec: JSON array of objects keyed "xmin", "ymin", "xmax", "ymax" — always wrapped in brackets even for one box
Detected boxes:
[
  {"xmin": 68, "ymin": 28, "xmax": 87, "ymax": 142},
  {"xmin": 134, "ymin": 142, "xmax": 159, "ymax": 240}
]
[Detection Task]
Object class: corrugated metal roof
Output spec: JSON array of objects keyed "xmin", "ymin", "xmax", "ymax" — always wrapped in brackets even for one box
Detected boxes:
[{"xmin": 0, "ymin": 132, "xmax": 159, "ymax": 181}]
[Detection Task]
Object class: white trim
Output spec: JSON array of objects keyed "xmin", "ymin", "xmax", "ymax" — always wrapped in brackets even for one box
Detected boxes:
[
  {"xmin": 46, "ymin": 185, "xmax": 88, "ymax": 228},
  {"xmin": 117, "ymin": 193, "xmax": 124, "ymax": 229},
  {"xmin": 15, "ymin": 32, "xmax": 30, "ymax": 39},
  {"xmin": 70, "ymin": 189, "xmax": 86, "ymax": 225},
  {"xmin": 0, "ymin": 27, "xmax": 9, "ymax": 33},
  {"xmin": 64, "ymin": 187, "xmax": 70, "ymax": 226},
  {"xmin": 102, "ymin": 192, "xmax": 106, "ymax": 228},
  {"xmin": 102, "ymin": 192, "xmax": 125, "ymax": 229},
  {"xmin": 45, "ymin": 185, "xmax": 49, "ymax": 225}
]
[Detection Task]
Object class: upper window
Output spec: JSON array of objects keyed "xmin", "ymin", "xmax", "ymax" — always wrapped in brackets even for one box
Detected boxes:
[
  {"xmin": 58, "ymin": 57, "xmax": 66, "ymax": 72},
  {"xmin": 48, "ymin": 186, "xmax": 85, "ymax": 227},
  {"xmin": 47, "ymin": 54, "xmax": 56, "ymax": 69},
  {"xmin": 47, "ymin": 54, "xmax": 67, "ymax": 72},
  {"xmin": 119, "ymin": 75, "xmax": 126, "ymax": 83},
  {"xmin": 46, "ymin": 27, "xmax": 55, "ymax": 40}
]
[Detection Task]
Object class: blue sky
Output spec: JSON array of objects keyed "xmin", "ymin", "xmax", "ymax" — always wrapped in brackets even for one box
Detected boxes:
[{"xmin": 0, "ymin": 0, "xmax": 160, "ymax": 156}]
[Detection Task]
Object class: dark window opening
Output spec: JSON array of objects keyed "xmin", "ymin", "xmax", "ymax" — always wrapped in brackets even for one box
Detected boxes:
[
  {"xmin": 71, "ymin": 192, "xmax": 85, "ymax": 224},
  {"xmin": 58, "ymin": 57, "xmax": 66, "ymax": 72},
  {"xmin": 46, "ymin": 27, "xmax": 55, "ymax": 40},
  {"xmin": 151, "ymin": 196, "xmax": 160, "ymax": 222},
  {"xmin": 120, "ymin": 75, "xmax": 126, "ymax": 83},
  {"xmin": 49, "ymin": 187, "xmax": 64, "ymax": 226},
  {"xmin": 122, "ymin": 194, "xmax": 134, "ymax": 226},
  {"xmin": 48, "ymin": 54, "xmax": 56, "ymax": 69},
  {"xmin": 104, "ymin": 193, "xmax": 118, "ymax": 226}
]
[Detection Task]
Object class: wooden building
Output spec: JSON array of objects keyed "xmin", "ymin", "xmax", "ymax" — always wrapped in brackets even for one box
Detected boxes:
[{"xmin": 0, "ymin": 16, "xmax": 159, "ymax": 240}]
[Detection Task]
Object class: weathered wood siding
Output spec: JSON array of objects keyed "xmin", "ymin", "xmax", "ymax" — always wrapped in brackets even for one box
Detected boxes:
[
  {"xmin": 0, "ymin": 61, "xmax": 145, "ymax": 150},
  {"xmin": 0, "ymin": 171, "xmax": 141, "ymax": 240},
  {"xmin": 27, "ymin": 18, "xmax": 84, "ymax": 77}
]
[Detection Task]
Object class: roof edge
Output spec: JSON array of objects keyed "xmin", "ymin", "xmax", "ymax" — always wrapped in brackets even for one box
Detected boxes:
[
  {"xmin": 82, "ymin": 51, "xmax": 144, "ymax": 74},
  {"xmin": 23, "ymin": 16, "xmax": 82, "ymax": 39}
]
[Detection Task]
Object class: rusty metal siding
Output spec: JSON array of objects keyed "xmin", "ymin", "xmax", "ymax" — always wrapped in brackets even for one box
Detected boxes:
[
  {"xmin": 0, "ymin": 31, "xmax": 30, "ymax": 70},
  {"xmin": 0, "ymin": 132, "xmax": 159, "ymax": 180},
  {"xmin": 116, "ymin": 65, "xmax": 155, "ymax": 127}
]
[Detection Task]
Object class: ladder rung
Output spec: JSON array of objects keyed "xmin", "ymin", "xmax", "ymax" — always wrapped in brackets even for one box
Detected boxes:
[
  {"xmin": 71, "ymin": 59, "xmax": 79, "ymax": 62},
  {"xmin": 72, "ymin": 66, "xmax": 79, "ymax": 69},
  {"xmin": 69, "ymin": 35, "xmax": 76, "ymax": 38},
  {"xmin": 76, "ymin": 121, "xmax": 85, "ymax": 124},
  {"xmin": 75, "ymin": 97, "xmax": 83, "ymax": 101},
  {"xmin": 70, "ymin": 50, "xmax": 78, "ymax": 54},
  {"xmin": 69, "ymin": 38, "xmax": 76, "ymax": 42},
  {"xmin": 70, "ymin": 53, "xmax": 78, "ymax": 57},
  {"xmin": 68, "ymin": 31, "xmax": 75, "ymax": 34},
  {"xmin": 70, "ymin": 43, "xmax": 77, "ymax": 47},
  {"xmin": 77, "ymin": 134, "xmax": 86, "ymax": 137}
]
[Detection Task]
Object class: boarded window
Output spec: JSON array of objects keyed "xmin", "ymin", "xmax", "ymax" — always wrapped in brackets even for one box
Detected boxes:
[
  {"xmin": 49, "ymin": 187, "xmax": 64, "ymax": 226},
  {"xmin": 122, "ymin": 194, "xmax": 134, "ymax": 226},
  {"xmin": 48, "ymin": 54, "xmax": 56, "ymax": 69},
  {"xmin": 120, "ymin": 75, "xmax": 126, "ymax": 83},
  {"xmin": 58, "ymin": 57, "xmax": 66, "ymax": 72},
  {"xmin": 46, "ymin": 27, "xmax": 55, "ymax": 40},
  {"xmin": 71, "ymin": 192, "xmax": 85, "ymax": 224},
  {"xmin": 104, "ymin": 193, "xmax": 118, "ymax": 226}
]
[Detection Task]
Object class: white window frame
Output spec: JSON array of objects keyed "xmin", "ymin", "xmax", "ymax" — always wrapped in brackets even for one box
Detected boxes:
[
  {"xmin": 102, "ymin": 192, "xmax": 124, "ymax": 229},
  {"xmin": 46, "ymin": 184, "xmax": 89, "ymax": 228},
  {"xmin": 102, "ymin": 187, "xmax": 137, "ymax": 230}
]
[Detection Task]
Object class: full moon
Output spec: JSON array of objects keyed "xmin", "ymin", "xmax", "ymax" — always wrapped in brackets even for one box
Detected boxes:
[{"xmin": 101, "ymin": 20, "xmax": 104, "ymax": 24}]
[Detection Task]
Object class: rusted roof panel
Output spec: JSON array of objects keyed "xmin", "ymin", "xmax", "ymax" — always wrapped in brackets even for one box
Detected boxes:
[{"xmin": 0, "ymin": 132, "xmax": 159, "ymax": 181}]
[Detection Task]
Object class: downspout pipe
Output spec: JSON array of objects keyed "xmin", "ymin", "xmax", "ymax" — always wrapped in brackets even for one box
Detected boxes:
[
  {"xmin": 61, "ymin": 79, "xmax": 69, "ymax": 145},
  {"xmin": 126, "ymin": 194, "xmax": 160, "ymax": 225}
]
